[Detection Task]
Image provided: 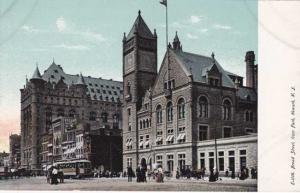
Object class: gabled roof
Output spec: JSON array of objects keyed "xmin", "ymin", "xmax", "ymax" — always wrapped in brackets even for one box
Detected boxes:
[
  {"xmin": 127, "ymin": 11, "xmax": 153, "ymax": 39},
  {"xmin": 31, "ymin": 66, "xmax": 42, "ymax": 80},
  {"xmin": 171, "ymin": 49, "xmax": 236, "ymax": 88},
  {"xmin": 40, "ymin": 62, "xmax": 123, "ymax": 102}
]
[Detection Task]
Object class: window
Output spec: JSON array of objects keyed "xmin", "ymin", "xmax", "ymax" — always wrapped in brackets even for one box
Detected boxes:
[
  {"xmin": 199, "ymin": 96, "xmax": 208, "ymax": 118},
  {"xmin": 156, "ymin": 155, "xmax": 163, "ymax": 167},
  {"xmin": 167, "ymin": 102, "xmax": 173, "ymax": 122},
  {"xmin": 223, "ymin": 99, "xmax": 232, "ymax": 120},
  {"xmin": 223, "ymin": 127, "xmax": 232, "ymax": 138},
  {"xmin": 139, "ymin": 136, "xmax": 144, "ymax": 149},
  {"xmin": 164, "ymin": 79, "xmax": 175, "ymax": 90},
  {"xmin": 127, "ymin": 108, "xmax": 131, "ymax": 131},
  {"xmin": 178, "ymin": 127, "xmax": 185, "ymax": 132},
  {"xmin": 145, "ymin": 135, "xmax": 150, "ymax": 148},
  {"xmin": 127, "ymin": 157, "xmax": 132, "ymax": 167},
  {"xmin": 245, "ymin": 110, "xmax": 254, "ymax": 122},
  {"xmin": 89, "ymin": 111, "xmax": 96, "ymax": 121},
  {"xmin": 177, "ymin": 98, "xmax": 185, "ymax": 119},
  {"xmin": 200, "ymin": 153, "xmax": 205, "ymax": 169},
  {"xmin": 167, "ymin": 154, "xmax": 174, "ymax": 172},
  {"xmin": 57, "ymin": 108, "xmax": 64, "ymax": 117},
  {"xmin": 101, "ymin": 112, "xmax": 108, "ymax": 123},
  {"xmin": 167, "ymin": 128, "xmax": 174, "ymax": 134},
  {"xmin": 240, "ymin": 150, "xmax": 247, "ymax": 170},
  {"xmin": 126, "ymin": 139, "xmax": 133, "ymax": 150},
  {"xmin": 113, "ymin": 114, "xmax": 119, "ymax": 129},
  {"xmin": 178, "ymin": 153, "xmax": 186, "ymax": 170},
  {"xmin": 199, "ymin": 125, "xmax": 208, "ymax": 141},
  {"xmin": 69, "ymin": 109, "xmax": 76, "ymax": 118},
  {"xmin": 156, "ymin": 105, "xmax": 162, "ymax": 124},
  {"xmin": 218, "ymin": 151, "xmax": 224, "ymax": 171},
  {"xmin": 209, "ymin": 152, "xmax": 214, "ymax": 171}
]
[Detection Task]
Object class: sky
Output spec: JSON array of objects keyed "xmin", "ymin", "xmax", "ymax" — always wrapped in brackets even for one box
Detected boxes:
[{"xmin": 0, "ymin": 0, "xmax": 257, "ymax": 152}]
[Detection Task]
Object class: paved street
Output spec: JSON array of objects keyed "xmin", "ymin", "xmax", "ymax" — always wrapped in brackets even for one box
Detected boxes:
[{"xmin": 0, "ymin": 176, "xmax": 257, "ymax": 191}]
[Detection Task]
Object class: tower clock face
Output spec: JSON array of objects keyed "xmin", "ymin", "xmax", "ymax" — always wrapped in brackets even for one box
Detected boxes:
[
  {"xmin": 124, "ymin": 52, "xmax": 135, "ymax": 74},
  {"xmin": 139, "ymin": 50, "xmax": 155, "ymax": 72}
]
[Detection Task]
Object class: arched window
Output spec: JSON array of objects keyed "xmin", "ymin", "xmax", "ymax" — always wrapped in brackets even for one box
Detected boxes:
[
  {"xmin": 143, "ymin": 120, "xmax": 146, "ymax": 128},
  {"xmin": 177, "ymin": 98, "xmax": 185, "ymax": 119},
  {"xmin": 57, "ymin": 108, "xmax": 64, "ymax": 117},
  {"xmin": 223, "ymin": 99, "xmax": 232, "ymax": 120},
  {"xmin": 69, "ymin": 109, "xmax": 76, "ymax": 118},
  {"xmin": 140, "ymin": 120, "xmax": 143, "ymax": 129},
  {"xmin": 45, "ymin": 107, "xmax": 52, "ymax": 131},
  {"xmin": 146, "ymin": 119, "xmax": 149, "ymax": 128},
  {"xmin": 89, "ymin": 111, "xmax": 97, "ymax": 121},
  {"xmin": 167, "ymin": 102, "xmax": 173, "ymax": 122},
  {"xmin": 113, "ymin": 114, "xmax": 119, "ymax": 129},
  {"xmin": 126, "ymin": 82, "xmax": 131, "ymax": 95},
  {"xmin": 101, "ymin": 112, "xmax": 108, "ymax": 123},
  {"xmin": 199, "ymin": 96, "xmax": 208, "ymax": 118},
  {"xmin": 156, "ymin": 105, "xmax": 162, "ymax": 124},
  {"xmin": 250, "ymin": 111, "xmax": 254, "ymax": 122},
  {"xmin": 245, "ymin": 111, "xmax": 250, "ymax": 122}
]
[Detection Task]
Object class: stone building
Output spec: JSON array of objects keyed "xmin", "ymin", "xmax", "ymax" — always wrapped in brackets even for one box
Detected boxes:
[
  {"xmin": 9, "ymin": 134, "xmax": 21, "ymax": 169},
  {"xmin": 20, "ymin": 62, "xmax": 123, "ymax": 169},
  {"xmin": 122, "ymin": 11, "xmax": 257, "ymax": 175}
]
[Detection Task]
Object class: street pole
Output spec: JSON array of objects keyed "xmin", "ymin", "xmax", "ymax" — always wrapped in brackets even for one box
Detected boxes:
[{"xmin": 215, "ymin": 130, "xmax": 218, "ymax": 180}]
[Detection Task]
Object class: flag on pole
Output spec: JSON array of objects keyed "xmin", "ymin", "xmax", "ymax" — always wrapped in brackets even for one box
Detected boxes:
[{"xmin": 160, "ymin": 0, "xmax": 167, "ymax": 7}]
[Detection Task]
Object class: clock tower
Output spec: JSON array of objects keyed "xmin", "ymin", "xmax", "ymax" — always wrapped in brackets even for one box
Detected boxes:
[
  {"xmin": 122, "ymin": 10, "xmax": 157, "ymax": 169},
  {"xmin": 123, "ymin": 10, "xmax": 157, "ymax": 109}
]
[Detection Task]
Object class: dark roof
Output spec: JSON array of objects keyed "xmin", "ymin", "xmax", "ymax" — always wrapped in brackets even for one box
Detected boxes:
[
  {"xmin": 41, "ymin": 62, "xmax": 123, "ymax": 102},
  {"xmin": 171, "ymin": 49, "xmax": 236, "ymax": 88},
  {"xmin": 127, "ymin": 11, "xmax": 153, "ymax": 39},
  {"xmin": 237, "ymin": 87, "xmax": 257, "ymax": 102}
]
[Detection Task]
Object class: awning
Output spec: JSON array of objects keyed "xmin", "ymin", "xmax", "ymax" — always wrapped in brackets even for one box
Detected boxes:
[
  {"xmin": 180, "ymin": 133, "xmax": 186, "ymax": 140},
  {"xmin": 156, "ymin": 137, "xmax": 162, "ymax": 142},
  {"xmin": 144, "ymin": 140, "xmax": 150, "ymax": 146},
  {"xmin": 139, "ymin": 141, "xmax": 144, "ymax": 147},
  {"xmin": 166, "ymin": 135, "xmax": 174, "ymax": 142},
  {"xmin": 176, "ymin": 134, "xmax": 182, "ymax": 141}
]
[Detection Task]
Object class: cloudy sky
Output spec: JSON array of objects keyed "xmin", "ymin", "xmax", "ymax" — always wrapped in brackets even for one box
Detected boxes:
[{"xmin": 0, "ymin": 0, "xmax": 257, "ymax": 151}]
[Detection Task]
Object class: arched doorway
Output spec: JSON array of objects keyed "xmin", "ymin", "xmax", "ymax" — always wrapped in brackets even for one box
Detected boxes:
[{"xmin": 141, "ymin": 158, "xmax": 147, "ymax": 170}]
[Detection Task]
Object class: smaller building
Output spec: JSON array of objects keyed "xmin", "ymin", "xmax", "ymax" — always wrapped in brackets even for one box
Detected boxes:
[
  {"xmin": 9, "ymin": 134, "xmax": 21, "ymax": 169},
  {"xmin": 41, "ymin": 117, "xmax": 122, "ymax": 172},
  {"xmin": 0, "ymin": 152, "xmax": 9, "ymax": 167}
]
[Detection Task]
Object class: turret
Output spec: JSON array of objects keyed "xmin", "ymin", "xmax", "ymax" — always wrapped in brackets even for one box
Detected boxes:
[{"xmin": 172, "ymin": 31, "xmax": 182, "ymax": 51}]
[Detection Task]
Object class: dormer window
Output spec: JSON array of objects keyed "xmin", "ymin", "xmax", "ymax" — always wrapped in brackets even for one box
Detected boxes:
[{"xmin": 209, "ymin": 78, "xmax": 219, "ymax": 86}]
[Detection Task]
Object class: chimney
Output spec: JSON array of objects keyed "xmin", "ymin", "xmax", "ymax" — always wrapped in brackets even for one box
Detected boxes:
[{"xmin": 245, "ymin": 51, "xmax": 255, "ymax": 88}]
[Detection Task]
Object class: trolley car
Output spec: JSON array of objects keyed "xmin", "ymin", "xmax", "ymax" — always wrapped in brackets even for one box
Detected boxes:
[{"xmin": 53, "ymin": 159, "xmax": 92, "ymax": 178}]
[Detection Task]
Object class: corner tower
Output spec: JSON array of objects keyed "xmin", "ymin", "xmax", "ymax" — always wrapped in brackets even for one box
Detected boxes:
[
  {"xmin": 122, "ymin": 10, "xmax": 157, "ymax": 170},
  {"xmin": 123, "ymin": 10, "xmax": 157, "ymax": 109}
]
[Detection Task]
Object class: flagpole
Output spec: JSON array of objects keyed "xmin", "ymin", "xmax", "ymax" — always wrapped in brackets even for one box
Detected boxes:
[{"xmin": 165, "ymin": 1, "xmax": 170, "ymax": 81}]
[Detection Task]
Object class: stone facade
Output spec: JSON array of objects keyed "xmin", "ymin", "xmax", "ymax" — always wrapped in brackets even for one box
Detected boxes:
[
  {"xmin": 122, "ymin": 11, "xmax": 257, "ymax": 174},
  {"xmin": 20, "ymin": 62, "xmax": 123, "ymax": 169}
]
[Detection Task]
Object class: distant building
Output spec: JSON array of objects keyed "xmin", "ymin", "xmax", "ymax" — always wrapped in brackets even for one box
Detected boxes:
[
  {"xmin": 122, "ymin": 11, "xmax": 257, "ymax": 175},
  {"xmin": 9, "ymin": 134, "xmax": 21, "ymax": 168},
  {"xmin": 0, "ymin": 152, "xmax": 9, "ymax": 167},
  {"xmin": 40, "ymin": 116, "xmax": 122, "ymax": 172},
  {"xmin": 20, "ymin": 62, "xmax": 123, "ymax": 170}
]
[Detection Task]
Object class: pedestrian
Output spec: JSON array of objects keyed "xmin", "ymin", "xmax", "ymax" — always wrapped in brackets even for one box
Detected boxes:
[
  {"xmin": 58, "ymin": 168, "xmax": 64, "ymax": 183},
  {"xmin": 127, "ymin": 166, "xmax": 133, "ymax": 182},
  {"xmin": 136, "ymin": 166, "xmax": 141, "ymax": 182},
  {"xmin": 52, "ymin": 167, "xmax": 58, "ymax": 185},
  {"xmin": 176, "ymin": 168, "xmax": 180, "ymax": 179},
  {"xmin": 201, "ymin": 167, "xmax": 206, "ymax": 180}
]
